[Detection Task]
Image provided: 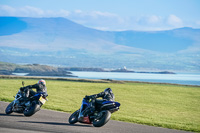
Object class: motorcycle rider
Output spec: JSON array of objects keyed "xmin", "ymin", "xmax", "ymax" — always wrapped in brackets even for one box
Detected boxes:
[
  {"xmin": 20, "ymin": 79, "xmax": 48, "ymax": 105},
  {"xmin": 78, "ymin": 88, "xmax": 114, "ymax": 120}
]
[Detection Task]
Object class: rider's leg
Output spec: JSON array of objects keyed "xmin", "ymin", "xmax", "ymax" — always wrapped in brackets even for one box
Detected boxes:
[{"xmin": 21, "ymin": 89, "xmax": 30, "ymax": 105}]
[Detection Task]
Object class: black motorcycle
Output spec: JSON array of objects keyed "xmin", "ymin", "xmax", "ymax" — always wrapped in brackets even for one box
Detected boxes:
[
  {"xmin": 5, "ymin": 81, "xmax": 48, "ymax": 116},
  {"xmin": 68, "ymin": 96, "xmax": 120, "ymax": 127}
]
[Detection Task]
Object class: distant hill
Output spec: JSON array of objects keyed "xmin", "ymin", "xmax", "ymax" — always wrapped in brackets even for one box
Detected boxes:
[
  {"xmin": 0, "ymin": 62, "xmax": 75, "ymax": 77},
  {"xmin": 113, "ymin": 28, "xmax": 198, "ymax": 52},
  {"xmin": 0, "ymin": 17, "xmax": 200, "ymax": 72}
]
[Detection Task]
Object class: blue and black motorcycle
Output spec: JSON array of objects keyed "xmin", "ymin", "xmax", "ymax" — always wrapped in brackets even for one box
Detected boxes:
[
  {"xmin": 5, "ymin": 81, "xmax": 48, "ymax": 116},
  {"xmin": 68, "ymin": 96, "xmax": 120, "ymax": 127}
]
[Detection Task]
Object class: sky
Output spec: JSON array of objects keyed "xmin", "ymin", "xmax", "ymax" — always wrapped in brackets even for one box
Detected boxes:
[{"xmin": 0, "ymin": 0, "xmax": 200, "ymax": 31}]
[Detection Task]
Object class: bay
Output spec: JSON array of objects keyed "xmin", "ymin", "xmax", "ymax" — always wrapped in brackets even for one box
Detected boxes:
[
  {"xmin": 70, "ymin": 71, "xmax": 200, "ymax": 86},
  {"xmin": 12, "ymin": 71, "xmax": 200, "ymax": 86}
]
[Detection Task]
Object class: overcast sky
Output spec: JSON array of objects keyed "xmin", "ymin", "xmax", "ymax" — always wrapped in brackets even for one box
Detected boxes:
[{"xmin": 0, "ymin": 0, "xmax": 200, "ymax": 31}]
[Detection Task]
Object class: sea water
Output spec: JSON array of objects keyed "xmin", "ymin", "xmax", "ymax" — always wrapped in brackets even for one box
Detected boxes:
[{"xmin": 70, "ymin": 71, "xmax": 200, "ymax": 86}]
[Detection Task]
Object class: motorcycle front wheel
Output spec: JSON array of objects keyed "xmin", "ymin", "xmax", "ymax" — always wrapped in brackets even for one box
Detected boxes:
[
  {"xmin": 5, "ymin": 101, "xmax": 14, "ymax": 114},
  {"xmin": 68, "ymin": 110, "xmax": 79, "ymax": 124},
  {"xmin": 93, "ymin": 110, "xmax": 111, "ymax": 127}
]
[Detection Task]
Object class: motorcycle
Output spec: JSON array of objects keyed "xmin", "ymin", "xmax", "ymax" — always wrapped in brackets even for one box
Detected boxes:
[
  {"xmin": 68, "ymin": 96, "xmax": 120, "ymax": 127},
  {"xmin": 5, "ymin": 81, "xmax": 48, "ymax": 117}
]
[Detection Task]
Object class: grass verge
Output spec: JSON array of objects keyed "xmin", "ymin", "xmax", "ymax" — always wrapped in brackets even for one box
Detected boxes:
[{"xmin": 0, "ymin": 78, "xmax": 199, "ymax": 132}]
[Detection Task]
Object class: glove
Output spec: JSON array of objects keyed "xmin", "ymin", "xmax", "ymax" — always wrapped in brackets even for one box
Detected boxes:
[
  {"xmin": 20, "ymin": 87, "xmax": 25, "ymax": 91},
  {"xmin": 85, "ymin": 95, "xmax": 90, "ymax": 100},
  {"xmin": 20, "ymin": 87, "xmax": 29, "ymax": 91}
]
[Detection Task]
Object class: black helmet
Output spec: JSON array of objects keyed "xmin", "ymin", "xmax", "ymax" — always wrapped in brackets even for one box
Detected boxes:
[
  {"xmin": 104, "ymin": 88, "xmax": 112, "ymax": 94},
  {"xmin": 104, "ymin": 88, "xmax": 114, "ymax": 101}
]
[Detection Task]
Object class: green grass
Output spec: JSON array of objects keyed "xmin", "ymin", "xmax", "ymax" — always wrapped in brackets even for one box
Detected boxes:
[{"xmin": 0, "ymin": 78, "xmax": 200, "ymax": 132}]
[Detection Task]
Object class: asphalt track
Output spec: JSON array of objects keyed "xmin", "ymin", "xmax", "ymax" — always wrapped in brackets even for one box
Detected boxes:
[{"xmin": 0, "ymin": 101, "xmax": 192, "ymax": 133}]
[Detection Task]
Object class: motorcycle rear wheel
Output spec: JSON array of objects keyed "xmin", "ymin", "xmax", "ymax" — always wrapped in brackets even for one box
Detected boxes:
[
  {"xmin": 93, "ymin": 110, "xmax": 111, "ymax": 127},
  {"xmin": 24, "ymin": 101, "xmax": 40, "ymax": 117}
]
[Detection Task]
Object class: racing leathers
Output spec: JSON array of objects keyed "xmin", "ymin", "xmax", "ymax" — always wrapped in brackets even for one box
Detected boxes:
[
  {"xmin": 20, "ymin": 83, "xmax": 47, "ymax": 103},
  {"xmin": 78, "ymin": 88, "xmax": 114, "ymax": 120}
]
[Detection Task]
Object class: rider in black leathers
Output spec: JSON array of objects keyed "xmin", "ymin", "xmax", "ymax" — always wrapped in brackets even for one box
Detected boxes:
[
  {"xmin": 20, "ymin": 79, "xmax": 47, "ymax": 104},
  {"xmin": 86, "ymin": 88, "xmax": 114, "ymax": 101},
  {"xmin": 78, "ymin": 88, "xmax": 114, "ymax": 119}
]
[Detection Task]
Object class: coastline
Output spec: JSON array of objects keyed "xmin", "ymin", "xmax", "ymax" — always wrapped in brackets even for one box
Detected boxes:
[{"xmin": 0, "ymin": 75, "xmax": 199, "ymax": 87}]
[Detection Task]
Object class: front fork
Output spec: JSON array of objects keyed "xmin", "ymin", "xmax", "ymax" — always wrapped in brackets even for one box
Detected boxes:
[{"xmin": 78, "ymin": 103, "xmax": 84, "ymax": 121}]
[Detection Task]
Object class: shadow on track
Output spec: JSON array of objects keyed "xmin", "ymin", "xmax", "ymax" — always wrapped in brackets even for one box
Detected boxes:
[
  {"xmin": 19, "ymin": 121, "xmax": 92, "ymax": 127},
  {"xmin": 0, "ymin": 113, "xmax": 24, "ymax": 117}
]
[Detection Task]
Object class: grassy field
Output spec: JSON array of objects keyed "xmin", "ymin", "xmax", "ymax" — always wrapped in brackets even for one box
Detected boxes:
[{"xmin": 0, "ymin": 78, "xmax": 200, "ymax": 132}]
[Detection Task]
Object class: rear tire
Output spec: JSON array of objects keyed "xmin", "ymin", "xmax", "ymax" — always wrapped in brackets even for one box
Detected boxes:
[
  {"xmin": 93, "ymin": 110, "xmax": 111, "ymax": 127},
  {"xmin": 5, "ymin": 102, "xmax": 14, "ymax": 114},
  {"xmin": 24, "ymin": 101, "xmax": 40, "ymax": 117},
  {"xmin": 68, "ymin": 110, "xmax": 79, "ymax": 124}
]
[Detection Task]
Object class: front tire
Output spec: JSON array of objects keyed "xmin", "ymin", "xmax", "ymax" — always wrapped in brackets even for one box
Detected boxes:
[
  {"xmin": 93, "ymin": 110, "xmax": 111, "ymax": 127},
  {"xmin": 68, "ymin": 110, "xmax": 79, "ymax": 124},
  {"xmin": 5, "ymin": 102, "xmax": 14, "ymax": 114},
  {"xmin": 24, "ymin": 101, "xmax": 40, "ymax": 117}
]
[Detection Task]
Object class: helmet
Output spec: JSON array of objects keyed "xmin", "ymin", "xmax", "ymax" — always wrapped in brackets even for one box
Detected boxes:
[
  {"xmin": 104, "ymin": 88, "xmax": 115, "ymax": 101},
  {"xmin": 104, "ymin": 88, "xmax": 112, "ymax": 94},
  {"xmin": 38, "ymin": 79, "xmax": 46, "ymax": 85}
]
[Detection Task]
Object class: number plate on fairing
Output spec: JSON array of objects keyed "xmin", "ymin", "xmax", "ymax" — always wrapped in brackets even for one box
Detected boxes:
[{"xmin": 39, "ymin": 96, "xmax": 46, "ymax": 104}]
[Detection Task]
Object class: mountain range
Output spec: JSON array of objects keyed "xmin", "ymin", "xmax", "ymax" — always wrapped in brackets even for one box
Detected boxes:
[{"xmin": 0, "ymin": 16, "xmax": 200, "ymax": 72}]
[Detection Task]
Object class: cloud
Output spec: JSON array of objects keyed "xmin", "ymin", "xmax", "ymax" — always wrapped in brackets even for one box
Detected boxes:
[
  {"xmin": 137, "ymin": 15, "xmax": 163, "ymax": 26},
  {"xmin": 19, "ymin": 6, "xmax": 44, "ymax": 16},
  {"xmin": 0, "ymin": 5, "xmax": 198, "ymax": 31},
  {"xmin": 0, "ymin": 5, "xmax": 43, "ymax": 17},
  {"xmin": 167, "ymin": 15, "xmax": 183, "ymax": 27},
  {"xmin": 67, "ymin": 10, "xmax": 125, "ymax": 30},
  {"xmin": 0, "ymin": 5, "xmax": 70, "ymax": 18},
  {"xmin": 0, "ymin": 5, "xmax": 16, "ymax": 15},
  {"xmin": 72, "ymin": 10, "xmax": 119, "ymax": 18},
  {"xmin": 69, "ymin": 10, "xmax": 123, "ymax": 23},
  {"xmin": 131, "ymin": 15, "xmax": 185, "ymax": 31},
  {"xmin": 196, "ymin": 20, "xmax": 200, "ymax": 26},
  {"xmin": 148, "ymin": 15, "xmax": 161, "ymax": 24},
  {"xmin": 0, "ymin": 5, "xmax": 124, "ymax": 30}
]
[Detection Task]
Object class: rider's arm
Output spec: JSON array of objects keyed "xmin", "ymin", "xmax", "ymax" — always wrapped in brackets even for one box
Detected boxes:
[
  {"xmin": 27, "ymin": 84, "xmax": 38, "ymax": 89},
  {"xmin": 20, "ymin": 84, "xmax": 38, "ymax": 91},
  {"xmin": 96, "ymin": 92, "xmax": 105, "ymax": 98},
  {"xmin": 89, "ymin": 92, "xmax": 105, "ymax": 99}
]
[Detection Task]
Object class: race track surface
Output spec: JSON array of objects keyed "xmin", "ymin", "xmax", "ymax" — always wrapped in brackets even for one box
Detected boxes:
[{"xmin": 0, "ymin": 101, "xmax": 191, "ymax": 133}]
